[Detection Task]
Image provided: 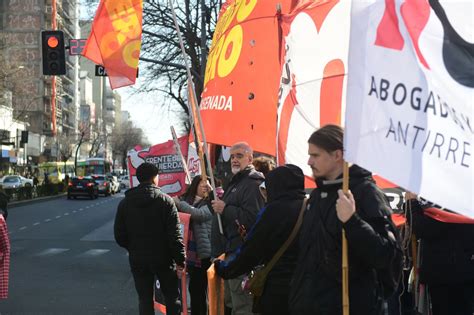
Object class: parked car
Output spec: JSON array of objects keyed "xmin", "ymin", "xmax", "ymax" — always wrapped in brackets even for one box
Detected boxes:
[
  {"xmin": 67, "ymin": 177, "xmax": 99, "ymax": 200},
  {"xmin": 92, "ymin": 175, "xmax": 112, "ymax": 196},
  {"xmin": 0, "ymin": 175, "xmax": 33, "ymax": 190},
  {"xmin": 107, "ymin": 175, "xmax": 120, "ymax": 194},
  {"xmin": 120, "ymin": 175, "xmax": 130, "ymax": 189}
]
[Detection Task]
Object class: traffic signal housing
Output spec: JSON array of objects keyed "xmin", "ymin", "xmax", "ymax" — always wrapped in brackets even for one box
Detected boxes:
[{"xmin": 41, "ymin": 30, "xmax": 66, "ymax": 75}]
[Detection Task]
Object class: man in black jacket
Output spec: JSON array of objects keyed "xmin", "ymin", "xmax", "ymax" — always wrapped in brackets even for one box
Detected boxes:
[
  {"xmin": 289, "ymin": 124, "xmax": 399, "ymax": 315},
  {"xmin": 114, "ymin": 163, "xmax": 185, "ymax": 315},
  {"xmin": 211, "ymin": 142, "xmax": 265, "ymax": 315}
]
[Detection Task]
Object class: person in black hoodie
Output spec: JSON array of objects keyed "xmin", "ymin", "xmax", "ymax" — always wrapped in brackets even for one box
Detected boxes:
[
  {"xmin": 289, "ymin": 124, "xmax": 399, "ymax": 315},
  {"xmin": 405, "ymin": 193, "xmax": 474, "ymax": 315},
  {"xmin": 214, "ymin": 164, "xmax": 306, "ymax": 315},
  {"xmin": 114, "ymin": 163, "xmax": 185, "ymax": 315}
]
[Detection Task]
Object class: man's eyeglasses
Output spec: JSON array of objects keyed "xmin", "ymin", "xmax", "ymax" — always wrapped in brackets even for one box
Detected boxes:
[{"xmin": 230, "ymin": 153, "xmax": 245, "ymax": 160}]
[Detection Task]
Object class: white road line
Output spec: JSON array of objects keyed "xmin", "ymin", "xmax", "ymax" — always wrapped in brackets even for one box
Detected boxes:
[
  {"xmin": 85, "ymin": 206, "xmax": 90, "ymax": 209},
  {"xmin": 72, "ymin": 210, "xmax": 77, "ymax": 213},
  {"xmin": 19, "ymin": 226, "xmax": 27, "ymax": 230},
  {"xmin": 77, "ymin": 249, "xmax": 110, "ymax": 257},
  {"xmin": 64, "ymin": 213, "xmax": 69, "ymax": 216},
  {"xmin": 79, "ymin": 208, "xmax": 83, "ymax": 211},
  {"xmin": 35, "ymin": 248, "xmax": 70, "ymax": 256},
  {"xmin": 33, "ymin": 222, "xmax": 40, "ymax": 226},
  {"xmin": 55, "ymin": 215, "xmax": 61, "ymax": 219},
  {"xmin": 44, "ymin": 219, "xmax": 51, "ymax": 222}
]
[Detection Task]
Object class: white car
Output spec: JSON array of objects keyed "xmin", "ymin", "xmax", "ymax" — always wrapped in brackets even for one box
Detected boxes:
[
  {"xmin": 0, "ymin": 175, "xmax": 33, "ymax": 190},
  {"xmin": 120, "ymin": 175, "xmax": 130, "ymax": 189}
]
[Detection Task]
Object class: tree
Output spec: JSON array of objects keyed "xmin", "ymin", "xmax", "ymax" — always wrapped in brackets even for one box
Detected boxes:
[
  {"xmin": 81, "ymin": 0, "xmax": 221, "ymax": 134},
  {"xmin": 110, "ymin": 121, "xmax": 149, "ymax": 171},
  {"xmin": 57, "ymin": 132, "xmax": 75, "ymax": 180}
]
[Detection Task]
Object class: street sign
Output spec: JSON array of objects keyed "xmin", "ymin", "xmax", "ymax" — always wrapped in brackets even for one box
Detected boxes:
[
  {"xmin": 95, "ymin": 65, "xmax": 138, "ymax": 77},
  {"xmin": 69, "ymin": 39, "xmax": 87, "ymax": 55}
]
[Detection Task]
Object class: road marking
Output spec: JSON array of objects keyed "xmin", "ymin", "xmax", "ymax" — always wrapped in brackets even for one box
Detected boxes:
[
  {"xmin": 72, "ymin": 210, "xmax": 77, "ymax": 213},
  {"xmin": 35, "ymin": 248, "xmax": 69, "ymax": 256},
  {"xmin": 55, "ymin": 216, "xmax": 61, "ymax": 219},
  {"xmin": 85, "ymin": 206, "xmax": 90, "ymax": 209},
  {"xmin": 79, "ymin": 208, "xmax": 83, "ymax": 211},
  {"xmin": 44, "ymin": 219, "xmax": 51, "ymax": 222},
  {"xmin": 64, "ymin": 213, "xmax": 69, "ymax": 216},
  {"xmin": 77, "ymin": 249, "xmax": 110, "ymax": 257},
  {"xmin": 19, "ymin": 226, "xmax": 27, "ymax": 230},
  {"xmin": 33, "ymin": 222, "xmax": 40, "ymax": 226}
]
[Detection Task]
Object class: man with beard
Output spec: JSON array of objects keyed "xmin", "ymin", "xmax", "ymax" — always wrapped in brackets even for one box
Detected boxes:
[
  {"xmin": 289, "ymin": 124, "xmax": 400, "ymax": 315},
  {"xmin": 212, "ymin": 142, "xmax": 265, "ymax": 315}
]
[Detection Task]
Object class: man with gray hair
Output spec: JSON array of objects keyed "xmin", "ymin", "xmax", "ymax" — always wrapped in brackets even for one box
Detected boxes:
[{"xmin": 212, "ymin": 142, "xmax": 265, "ymax": 315}]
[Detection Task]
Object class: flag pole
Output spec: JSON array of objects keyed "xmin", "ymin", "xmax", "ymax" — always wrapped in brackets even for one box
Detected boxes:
[
  {"xmin": 170, "ymin": 126, "xmax": 192, "ymax": 184},
  {"xmin": 168, "ymin": 0, "xmax": 224, "ymax": 234},
  {"xmin": 342, "ymin": 161, "xmax": 350, "ymax": 315}
]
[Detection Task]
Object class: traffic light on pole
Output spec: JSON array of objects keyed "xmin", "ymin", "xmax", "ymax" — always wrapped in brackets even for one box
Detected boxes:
[{"xmin": 41, "ymin": 30, "xmax": 66, "ymax": 75}]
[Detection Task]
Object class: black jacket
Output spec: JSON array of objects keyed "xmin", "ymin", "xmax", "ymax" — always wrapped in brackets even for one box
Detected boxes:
[
  {"xmin": 211, "ymin": 165, "xmax": 265, "ymax": 257},
  {"xmin": 216, "ymin": 165, "xmax": 305, "ymax": 315},
  {"xmin": 114, "ymin": 183, "xmax": 185, "ymax": 267},
  {"xmin": 410, "ymin": 199, "xmax": 474, "ymax": 285},
  {"xmin": 289, "ymin": 165, "xmax": 396, "ymax": 315}
]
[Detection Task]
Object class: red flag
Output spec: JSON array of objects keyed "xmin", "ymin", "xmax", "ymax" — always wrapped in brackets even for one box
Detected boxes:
[
  {"xmin": 127, "ymin": 136, "xmax": 189, "ymax": 197},
  {"xmin": 82, "ymin": 0, "xmax": 143, "ymax": 89},
  {"xmin": 200, "ymin": 0, "xmax": 293, "ymax": 155}
]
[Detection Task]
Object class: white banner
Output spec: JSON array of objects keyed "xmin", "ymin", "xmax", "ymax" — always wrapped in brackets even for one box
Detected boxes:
[
  {"xmin": 278, "ymin": 1, "xmax": 351, "ymax": 183},
  {"xmin": 345, "ymin": 0, "xmax": 474, "ymax": 217}
]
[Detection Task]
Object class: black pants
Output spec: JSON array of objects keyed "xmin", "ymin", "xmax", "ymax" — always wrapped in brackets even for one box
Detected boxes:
[
  {"xmin": 188, "ymin": 259, "xmax": 211, "ymax": 315},
  {"xmin": 131, "ymin": 263, "xmax": 181, "ymax": 315},
  {"xmin": 429, "ymin": 281, "xmax": 474, "ymax": 315}
]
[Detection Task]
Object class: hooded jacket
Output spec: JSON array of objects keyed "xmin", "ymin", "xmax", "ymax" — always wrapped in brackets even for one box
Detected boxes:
[
  {"xmin": 216, "ymin": 165, "xmax": 306, "ymax": 314},
  {"xmin": 211, "ymin": 165, "xmax": 265, "ymax": 257},
  {"xmin": 114, "ymin": 183, "xmax": 185, "ymax": 267},
  {"xmin": 216, "ymin": 165, "xmax": 305, "ymax": 280},
  {"xmin": 289, "ymin": 165, "xmax": 396, "ymax": 315}
]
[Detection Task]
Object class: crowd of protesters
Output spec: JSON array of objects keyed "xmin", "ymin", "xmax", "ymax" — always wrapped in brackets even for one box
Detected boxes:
[{"xmin": 113, "ymin": 124, "xmax": 474, "ymax": 315}]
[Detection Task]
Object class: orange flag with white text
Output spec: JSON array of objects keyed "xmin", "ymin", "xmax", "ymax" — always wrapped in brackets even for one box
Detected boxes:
[{"xmin": 82, "ymin": 0, "xmax": 143, "ymax": 89}]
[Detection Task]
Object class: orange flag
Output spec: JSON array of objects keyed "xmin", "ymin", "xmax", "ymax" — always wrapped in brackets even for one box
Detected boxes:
[{"xmin": 82, "ymin": 0, "xmax": 143, "ymax": 89}]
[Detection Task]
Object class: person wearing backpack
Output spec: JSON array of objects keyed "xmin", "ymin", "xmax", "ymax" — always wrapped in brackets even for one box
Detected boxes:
[{"xmin": 288, "ymin": 124, "xmax": 402, "ymax": 315}]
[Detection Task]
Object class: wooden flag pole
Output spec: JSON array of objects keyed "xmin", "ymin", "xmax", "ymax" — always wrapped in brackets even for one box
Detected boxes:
[
  {"xmin": 170, "ymin": 126, "xmax": 192, "ymax": 184},
  {"xmin": 168, "ymin": 0, "xmax": 223, "ymax": 234},
  {"xmin": 342, "ymin": 161, "xmax": 350, "ymax": 315}
]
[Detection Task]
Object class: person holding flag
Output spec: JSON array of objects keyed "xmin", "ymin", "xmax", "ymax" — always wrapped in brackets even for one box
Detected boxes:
[{"xmin": 289, "ymin": 124, "xmax": 401, "ymax": 315}]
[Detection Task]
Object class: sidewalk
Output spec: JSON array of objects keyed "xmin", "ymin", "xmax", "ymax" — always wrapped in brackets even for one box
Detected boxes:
[{"xmin": 9, "ymin": 193, "xmax": 67, "ymax": 208}]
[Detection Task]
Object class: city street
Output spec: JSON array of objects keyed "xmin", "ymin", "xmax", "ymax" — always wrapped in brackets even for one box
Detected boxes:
[{"xmin": 0, "ymin": 193, "xmax": 140, "ymax": 314}]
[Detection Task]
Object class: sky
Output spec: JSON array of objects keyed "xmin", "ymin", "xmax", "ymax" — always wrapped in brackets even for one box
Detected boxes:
[{"xmin": 119, "ymin": 82, "xmax": 187, "ymax": 146}]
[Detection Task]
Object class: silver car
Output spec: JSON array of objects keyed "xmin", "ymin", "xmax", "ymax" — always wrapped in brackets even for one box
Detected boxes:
[{"xmin": 0, "ymin": 175, "xmax": 33, "ymax": 190}]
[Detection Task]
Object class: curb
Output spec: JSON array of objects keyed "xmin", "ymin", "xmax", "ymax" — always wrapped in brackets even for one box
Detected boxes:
[{"xmin": 9, "ymin": 193, "xmax": 67, "ymax": 208}]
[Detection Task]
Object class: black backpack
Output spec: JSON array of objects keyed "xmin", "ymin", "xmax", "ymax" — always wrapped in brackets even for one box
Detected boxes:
[{"xmin": 370, "ymin": 216, "xmax": 404, "ymax": 298}]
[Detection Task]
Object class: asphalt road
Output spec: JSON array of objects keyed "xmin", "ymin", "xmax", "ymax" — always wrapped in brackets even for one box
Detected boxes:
[{"xmin": 0, "ymin": 193, "xmax": 141, "ymax": 315}]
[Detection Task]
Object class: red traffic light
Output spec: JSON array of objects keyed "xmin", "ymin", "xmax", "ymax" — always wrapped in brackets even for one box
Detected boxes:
[{"xmin": 47, "ymin": 36, "xmax": 59, "ymax": 48}]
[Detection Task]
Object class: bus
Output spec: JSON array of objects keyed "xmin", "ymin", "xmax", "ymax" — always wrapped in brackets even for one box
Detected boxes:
[
  {"xmin": 76, "ymin": 158, "xmax": 112, "ymax": 176},
  {"xmin": 38, "ymin": 161, "xmax": 75, "ymax": 184}
]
